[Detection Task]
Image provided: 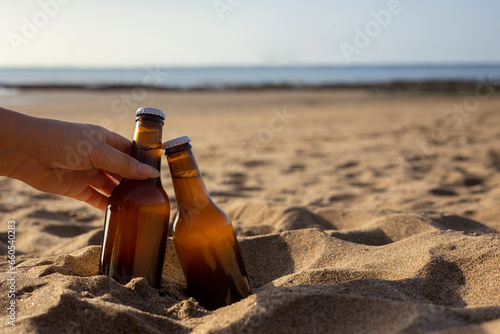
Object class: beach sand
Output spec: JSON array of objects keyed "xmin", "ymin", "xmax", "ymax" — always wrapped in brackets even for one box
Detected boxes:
[{"xmin": 1, "ymin": 88, "xmax": 500, "ymax": 333}]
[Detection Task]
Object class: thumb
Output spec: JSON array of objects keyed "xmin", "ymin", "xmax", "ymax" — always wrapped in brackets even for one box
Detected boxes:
[{"xmin": 91, "ymin": 146, "xmax": 160, "ymax": 179}]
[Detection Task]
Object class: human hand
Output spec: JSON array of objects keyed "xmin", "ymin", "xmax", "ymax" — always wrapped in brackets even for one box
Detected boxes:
[{"xmin": 0, "ymin": 108, "xmax": 160, "ymax": 211}]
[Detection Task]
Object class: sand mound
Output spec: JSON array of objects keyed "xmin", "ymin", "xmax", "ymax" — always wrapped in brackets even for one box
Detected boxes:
[
  {"xmin": 1, "ymin": 211, "xmax": 499, "ymax": 333},
  {"xmin": 227, "ymin": 201, "xmax": 334, "ymax": 235}
]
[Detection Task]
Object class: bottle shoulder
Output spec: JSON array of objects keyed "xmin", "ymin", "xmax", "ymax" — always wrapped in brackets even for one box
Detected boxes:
[
  {"xmin": 173, "ymin": 202, "xmax": 231, "ymax": 232},
  {"xmin": 109, "ymin": 179, "xmax": 170, "ymax": 205}
]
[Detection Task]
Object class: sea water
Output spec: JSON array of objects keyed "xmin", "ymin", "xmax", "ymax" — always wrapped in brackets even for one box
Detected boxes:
[{"xmin": 0, "ymin": 65, "xmax": 499, "ymax": 89}]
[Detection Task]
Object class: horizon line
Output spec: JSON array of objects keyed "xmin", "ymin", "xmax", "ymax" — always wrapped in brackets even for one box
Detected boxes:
[{"xmin": 1, "ymin": 62, "xmax": 500, "ymax": 70}]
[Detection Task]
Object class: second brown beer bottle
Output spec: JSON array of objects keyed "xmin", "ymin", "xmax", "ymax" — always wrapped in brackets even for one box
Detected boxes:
[
  {"xmin": 99, "ymin": 107, "xmax": 170, "ymax": 288},
  {"xmin": 164, "ymin": 136, "xmax": 251, "ymax": 310}
]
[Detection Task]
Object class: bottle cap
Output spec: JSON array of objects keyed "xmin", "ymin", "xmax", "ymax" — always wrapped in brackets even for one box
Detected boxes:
[
  {"xmin": 136, "ymin": 107, "xmax": 165, "ymax": 120},
  {"xmin": 163, "ymin": 136, "xmax": 191, "ymax": 150}
]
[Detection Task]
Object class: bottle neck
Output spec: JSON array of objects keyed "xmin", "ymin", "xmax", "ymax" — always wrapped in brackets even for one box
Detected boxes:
[
  {"xmin": 130, "ymin": 117, "xmax": 163, "ymax": 179},
  {"xmin": 167, "ymin": 147, "xmax": 211, "ymax": 209}
]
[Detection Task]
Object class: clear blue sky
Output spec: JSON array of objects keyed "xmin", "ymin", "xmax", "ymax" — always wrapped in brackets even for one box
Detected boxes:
[{"xmin": 1, "ymin": 0, "xmax": 499, "ymax": 67}]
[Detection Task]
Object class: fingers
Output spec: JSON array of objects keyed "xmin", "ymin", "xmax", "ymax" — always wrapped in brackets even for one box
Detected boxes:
[
  {"xmin": 104, "ymin": 130, "xmax": 132, "ymax": 153},
  {"xmin": 90, "ymin": 171, "xmax": 119, "ymax": 196},
  {"xmin": 73, "ymin": 186, "xmax": 109, "ymax": 211},
  {"xmin": 90, "ymin": 146, "xmax": 160, "ymax": 180},
  {"xmin": 93, "ymin": 127, "xmax": 160, "ymax": 180},
  {"xmin": 103, "ymin": 171, "xmax": 123, "ymax": 183}
]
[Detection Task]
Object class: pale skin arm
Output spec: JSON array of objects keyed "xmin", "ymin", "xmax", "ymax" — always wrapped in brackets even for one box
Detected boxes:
[{"xmin": 0, "ymin": 107, "xmax": 160, "ymax": 211}]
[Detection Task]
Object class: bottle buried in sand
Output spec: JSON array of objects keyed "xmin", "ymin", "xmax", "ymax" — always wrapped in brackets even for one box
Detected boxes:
[
  {"xmin": 164, "ymin": 136, "xmax": 251, "ymax": 310},
  {"xmin": 99, "ymin": 107, "xmax": 170, "ymax": 288}
]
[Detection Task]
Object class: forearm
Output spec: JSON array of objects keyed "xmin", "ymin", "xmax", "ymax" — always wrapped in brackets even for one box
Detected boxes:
[{"xmin": 0, "ymin": 107, "xmax": 38, "ymax": 178}]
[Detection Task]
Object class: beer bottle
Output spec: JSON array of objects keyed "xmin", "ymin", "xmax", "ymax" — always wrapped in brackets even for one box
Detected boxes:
[
  {"xmin": 164, "ymin": 136, "xmax": 251, "ymax": 310},
  {"xmin": 99, "ymin": 107, "xmax": 170, "ymax": 288}
]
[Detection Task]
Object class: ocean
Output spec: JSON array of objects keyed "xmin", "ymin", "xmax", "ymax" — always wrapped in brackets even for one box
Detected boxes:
[{"xmin": 0, "ymin": 65, "xmax": 499, "ymax": 91}]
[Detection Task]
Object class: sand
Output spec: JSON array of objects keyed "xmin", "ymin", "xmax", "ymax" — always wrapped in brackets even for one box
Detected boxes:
[{"xmin": 1, "ymin": 88, "xmax": 500, "ymax": 333}]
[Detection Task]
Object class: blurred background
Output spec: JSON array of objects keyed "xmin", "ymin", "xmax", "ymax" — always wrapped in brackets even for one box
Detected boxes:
[{"xmin": 1, "ymin": 0, "xmax": 499, "ymax": 89}]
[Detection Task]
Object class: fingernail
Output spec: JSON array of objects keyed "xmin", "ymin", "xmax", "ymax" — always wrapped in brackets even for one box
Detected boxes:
[{"xmin": 137, "ymin": 164, "xmax": 160, "ymax": 178}]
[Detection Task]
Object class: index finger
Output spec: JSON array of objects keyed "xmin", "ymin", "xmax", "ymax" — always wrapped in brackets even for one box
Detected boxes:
[{"xmin": 105, "ymin": 129, "xmax": 132, "ymax": 153}]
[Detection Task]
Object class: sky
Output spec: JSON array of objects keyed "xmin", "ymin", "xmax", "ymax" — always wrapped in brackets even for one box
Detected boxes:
[{"xmin": 0, "ymin": 0, "xmax": 499, "ymax": 67}]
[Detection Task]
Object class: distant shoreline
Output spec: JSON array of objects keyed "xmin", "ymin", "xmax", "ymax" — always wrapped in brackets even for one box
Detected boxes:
[{"xmin": 1, "ymin": 80, "xmax": 499, "ymax": 94}]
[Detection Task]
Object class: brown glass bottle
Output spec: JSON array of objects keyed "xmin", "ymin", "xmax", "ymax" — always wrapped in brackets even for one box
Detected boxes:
[
  {"xmin": 164, "ymin": 136, "xmax": 251, "ymax": 310},
  {"xmin": 99, "ymin": 107, "xmax": 170, "ymax": 288}
]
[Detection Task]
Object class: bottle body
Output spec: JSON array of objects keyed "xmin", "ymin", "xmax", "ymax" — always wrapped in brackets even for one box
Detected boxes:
[
  {"xmin": 99, "ymin": 114, "xmax": 170, "ymax": 288},
  {"xmin": 100, "ymin": 179, "xmax": 170, "ymax": 288},
  {"xmin": 167, "ymin": 143, "xmax": 251, "ymax": 310}
]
